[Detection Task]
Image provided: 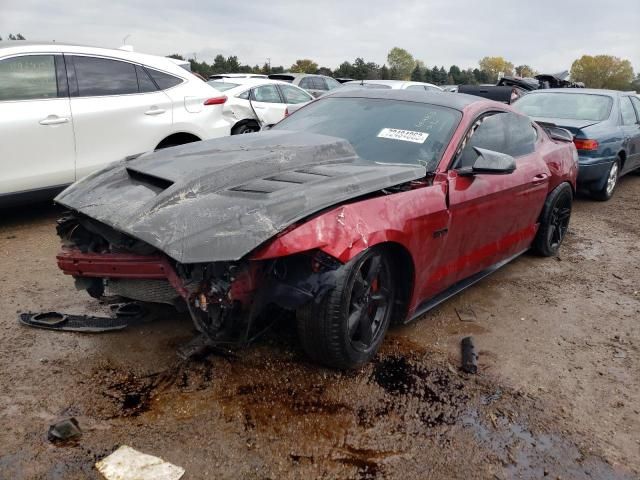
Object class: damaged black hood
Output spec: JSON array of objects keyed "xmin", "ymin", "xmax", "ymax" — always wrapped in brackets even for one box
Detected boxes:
[{"xmin": 56, "ymin": 131, "xmax": 426, "ymax": 263}]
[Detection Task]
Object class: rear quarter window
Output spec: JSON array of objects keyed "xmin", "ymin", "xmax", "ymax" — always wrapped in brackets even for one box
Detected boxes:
[{"xmin": 146, "ymin": 67, "xmax": 183, "ymax": 90}]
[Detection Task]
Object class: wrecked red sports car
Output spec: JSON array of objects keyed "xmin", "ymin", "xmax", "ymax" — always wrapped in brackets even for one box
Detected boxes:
[{"xmin": 55, "ymin": 90, "xmax": 578, "ymax": 369}]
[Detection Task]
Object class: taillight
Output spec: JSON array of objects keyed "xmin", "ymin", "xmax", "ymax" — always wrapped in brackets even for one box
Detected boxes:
[
  {"xmin": 204, "ymin": 96, "xmax": 227, "ymax": 106},
  {"xmin": 573, "ymin": 138, "xmax": 599, "ymax": 151},
  {"xmin": 284, "ymin": 107, "xmax": 289, "ymax": 117}
]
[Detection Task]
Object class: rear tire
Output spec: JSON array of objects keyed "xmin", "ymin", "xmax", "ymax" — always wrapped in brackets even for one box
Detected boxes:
[
  {"xmin": 532, "ymin": 182, "xmax": 573, "ymax": 257},
  {"xmin": 591, "ymin": 159, "xmax": 619, "ymax": 201},
  {"xmin": 232, "ymin": 122, "xmax": 259, "ymax": 135},
  {"xmin": 297, "ymin": 247, "xmax": 395, "ymax": 369}
]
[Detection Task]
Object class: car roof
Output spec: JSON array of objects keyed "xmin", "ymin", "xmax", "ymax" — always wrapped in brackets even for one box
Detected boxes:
[
  {"xmin": 525, "ymin": 88, "xmax": 622, "ymax": 97},
  {"xmin": 326, "ymin": 88, "xmax": 485, "ymax": 111},
  {"xmin": 344, "ymin": 79, "xmax": 441, "ymax": 89},
  {"xmin": 211, "ymin": 78, "xmax": 288, "ymax": 86},
  {"xmin": 0, "ymin": 41, "xmax": 190, "ymax": 78},
  {"xmin": 269, "ymin": 73, "xmax": 330, "ymax": 79}
]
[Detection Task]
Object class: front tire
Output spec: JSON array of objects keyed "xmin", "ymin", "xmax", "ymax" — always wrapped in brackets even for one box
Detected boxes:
[
  {"xmin": 297, "ymin": 248, "xmax": 395, "ymax": 369},
  {"xmin": 532, "ymin": 182, "xmax": 573, "ymax": 257},
  {"xmin": 591, "ymin": 159, "xmax": 619, "ymax": 201}
]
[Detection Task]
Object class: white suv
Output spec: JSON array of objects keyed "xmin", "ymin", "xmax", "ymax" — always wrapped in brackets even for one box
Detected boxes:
[{"xmin": 0, "ymin": 42, "xmax": 231, "ymax": 207}]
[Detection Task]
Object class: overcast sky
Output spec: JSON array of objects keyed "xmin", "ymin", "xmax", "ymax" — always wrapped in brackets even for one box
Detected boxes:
[{"xmin": 2, "ymin": 0, "xmax": 639, "ymax": 73}]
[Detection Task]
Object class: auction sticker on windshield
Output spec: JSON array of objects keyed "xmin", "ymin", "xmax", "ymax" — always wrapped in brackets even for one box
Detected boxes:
[{"xmin": 377, "ymin": 128, "xmax": 429, "ymax": 143}]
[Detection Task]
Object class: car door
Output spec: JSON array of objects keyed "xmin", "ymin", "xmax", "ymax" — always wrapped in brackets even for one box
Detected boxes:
[
  {"xmin": 278, "ymin": 84, "xmax": 313, "ymax": 111},
  {"xmin": 442, "ymin": 111, "xmax": 549, "ymax": 285},
  {"xmin": 250, "ymin": 84, "xmax": 287, "ymax": 126},
  {"xmin": 620, "ymin": 96, "xmax": 640, "ymax": 172},
  {"xmin": 67, "ymin": 55, "xmax": 173, "ymax": 179},
  {"xmin": 0, "ymin": 53, "xmax": 76, "ymax": 198}
]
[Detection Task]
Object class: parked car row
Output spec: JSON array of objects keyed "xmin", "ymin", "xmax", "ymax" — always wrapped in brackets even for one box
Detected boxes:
[{"xmin": 1, "ymin": 42, "xmax": 638, "ymax": 210}]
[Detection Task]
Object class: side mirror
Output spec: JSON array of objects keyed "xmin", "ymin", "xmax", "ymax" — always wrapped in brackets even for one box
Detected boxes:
[
  {"xmin": 459, "ymin": 147, "xmax": 516, "ymax": 175},
  {"xmin": 546, "ymin": 126, "xmax": 573, "ymax": 143}
]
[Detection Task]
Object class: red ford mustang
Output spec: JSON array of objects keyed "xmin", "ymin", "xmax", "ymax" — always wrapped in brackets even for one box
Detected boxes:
[{"xmin": 55, "ymin": 90, "xmax": 578, "ymax": 369}]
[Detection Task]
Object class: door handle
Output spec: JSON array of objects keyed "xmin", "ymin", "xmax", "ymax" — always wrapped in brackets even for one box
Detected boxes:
[
  {"xmin": 39, "ymin": 116, "xmax": 69, "ymax": 125},
  {"xmin": 144, "ymin": 107, "xmax": 166, "ymax": 115},
  {"xmin": 532, "ymin": 173, "xmax": 549, "ymax": 185}
]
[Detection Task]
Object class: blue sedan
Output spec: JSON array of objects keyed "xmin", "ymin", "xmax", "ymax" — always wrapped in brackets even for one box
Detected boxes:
[{"xmin": 514, "ymin": 89, "xmax": 640, "ymax": 200}]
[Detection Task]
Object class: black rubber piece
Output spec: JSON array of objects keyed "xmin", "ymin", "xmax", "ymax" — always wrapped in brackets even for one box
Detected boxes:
[
  {"xmin": 461, "ymin": 336, "xmax": 478, "ymax": 374},
  {"xmin": 19, "ymin": 312, "xmax": 132, "ymax": 332}
]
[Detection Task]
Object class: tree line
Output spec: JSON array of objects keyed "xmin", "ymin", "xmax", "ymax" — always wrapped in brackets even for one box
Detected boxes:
[
  {"xmin": 174, "ymin": 47, "xmax": 639, "ymax": 91},
  {"xmin": 0, "ymin": 33, "xmax": 26, "ymax": 40},
  {"xmin": 2, "ymin": 33, "xmax": 636, "ymax": 90}
]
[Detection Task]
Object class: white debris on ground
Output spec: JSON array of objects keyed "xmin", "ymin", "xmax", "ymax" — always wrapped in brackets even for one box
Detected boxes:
[{"xmin": 95, "ymin": 445, "xmax": 185, "ymax": 480}]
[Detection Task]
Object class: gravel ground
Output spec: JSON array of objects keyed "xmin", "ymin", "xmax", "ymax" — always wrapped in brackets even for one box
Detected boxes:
[{"xmin": 0, "ymin": 174, "xmax": 638, "ymax": 479}]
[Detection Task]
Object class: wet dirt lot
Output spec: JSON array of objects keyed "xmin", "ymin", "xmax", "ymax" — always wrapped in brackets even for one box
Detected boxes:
[{"xmin": 0, "ymin": 175, "xmax": 638, "ymax": 479}]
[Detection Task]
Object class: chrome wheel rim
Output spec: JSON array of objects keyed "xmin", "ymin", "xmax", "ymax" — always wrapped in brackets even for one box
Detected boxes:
[{"xmin": 606, "ymin": 162, "xmax": 618, "ymax": 196}]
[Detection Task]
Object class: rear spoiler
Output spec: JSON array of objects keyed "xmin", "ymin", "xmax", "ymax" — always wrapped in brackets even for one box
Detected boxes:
[
  {"xmin": 535, "ymin": 121, "xmax": 574, "ymax": 143},
  {"xmin": 457, "ymin": 85, "xmax": 525, "ymax": 104}
]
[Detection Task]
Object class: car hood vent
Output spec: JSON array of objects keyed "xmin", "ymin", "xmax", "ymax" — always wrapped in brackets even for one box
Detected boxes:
[{"xmin": 126, "ymin": 168, "xmax": 174, "ymax": 192}]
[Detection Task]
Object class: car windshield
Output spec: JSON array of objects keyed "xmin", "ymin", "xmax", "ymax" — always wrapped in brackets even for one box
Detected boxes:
[
  {"xmin": 514, "ymin": 92, "xmax": 613, "ymax": 121},
  {"xmin": 207, "ymin": 81, "xmax": 240, "ymax": 92},
  {"xmin": 273, "ymin": 97, "xmax": 461, "ymax": 170}
]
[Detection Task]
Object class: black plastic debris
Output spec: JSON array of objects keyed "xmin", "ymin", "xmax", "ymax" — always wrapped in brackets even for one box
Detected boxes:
[
  {"xmin": 461, "ymin": 336, "xmax": 478, "ymax": 374},
  {"xmin": 110, "ymin": 302, "xmax": 146, "ymax": 318},
  {"xmin": 48, "ymin": 417, "xmax": 81, "ymax": 443},
  {"xmin": 19, "ymin": 312, "xmax": 132, "ymax": 332}
]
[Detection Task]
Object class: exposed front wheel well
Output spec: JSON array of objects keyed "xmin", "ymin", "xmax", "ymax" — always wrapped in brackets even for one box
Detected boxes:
[
  {"xmin": 155, "ymin": 132, "xmax": 201, "ymax": 150},
  {"xmin": 373, "ymin": 242, "xmax": 415, "ymax": 324}
]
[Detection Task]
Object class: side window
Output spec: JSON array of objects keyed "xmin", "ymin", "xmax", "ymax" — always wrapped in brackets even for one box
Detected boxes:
[
  {"xmin": 298, "ymin": 77, "xmax": 314, "ymax": 90},
  {"xmin": 146, "ymin": 68, "xmax": 183, "ymax": 90},
  {"xmin": 0, "ymin": 55, "xmax": 58, "ymax": 101},
  {"xmin": 630, "ymin": 97, "xmax": 640, "ymax": 120},
  {"xmin": 456, "ymin": 112, "xmax": 536, "ymax": 169},
  {"xmin": 279, "ymin": 84, "xmax": 312, "ymax": 104},
  {"xmin": 252, "ymin": 84, "xmax": 282, "ymax": 103},
  {"xmin": 407, "ymin": 85, "xmax": 426, "ymax": 91},
  {"xmin": 73, "ymin": 56, "xmax": 138, "ymax": 96},
  {"xmin": 237, "ymin": 89, "xmax": 250, "ymax": 100},
  {"xmin": 325, "ymin": 77, "xmax": 341, "ymax": 90},
  {"xmin": 620, "ymin": 97, "xmax": 638, "ymax": 125},
  {"xmin": 136, "ymin": 65, "xmax": 157, "ymax": 93}
]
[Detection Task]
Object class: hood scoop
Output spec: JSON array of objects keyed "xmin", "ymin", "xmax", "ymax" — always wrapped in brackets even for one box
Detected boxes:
[{"xmin": 126, "ymin": 167, "xmax": 174, "ymax": 192}]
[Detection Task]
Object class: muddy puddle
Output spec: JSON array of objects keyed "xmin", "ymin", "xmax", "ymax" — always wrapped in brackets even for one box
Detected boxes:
[{"xmin": 70, "ymin": 336, "xmax": 633, "ymax": 480}]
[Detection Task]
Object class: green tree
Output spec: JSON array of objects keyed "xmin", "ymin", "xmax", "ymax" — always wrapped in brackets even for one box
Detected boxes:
[
  {"xmin": 570, "ymin": 55, "xmax": 634, "ymax": 90},
  {"xmin": 290, "ymin": 59, "xmax": 318, "ymax": 74},
  {"xmin": 448, "ymin": 65, "xmax": 462, "ymax": 84},
  {"xmin": 226, "ymin": 56, "xmax": 241, "ymax": 72},
  {"xmin": 317, "ymin": 66, "xmax": 333, "ymax": 76},
  {"xmin": 334, "ymin": 61, "xmax": 354, "ymax": 78},
  {"xmin": 261, "ymin": 62, "xmax": 271, "ymax": 75},
  {"xmin": 168, "ymin": 54, "xmax": 185, "ymax": 61},
  {"xmin": 210, "ymin": 55, "xmax": 227, "ymax": 73},
  {"xmin": 515, "ymin": 64, "xmax": 536, "ymax": 77},
  {"xmin": 379, "ymin": 64, "xmax": 390, "ymax": 80},
  {"xmin": 387, "ymin": 47, "xmax": 415, "ymax": 80},
  {"xmin": 478, "ymin": 56, "xmax": 514, "ymax": 82},
  {"xmin": 411, "ymin": 62, "xmax": 424, "ymax": 82}
]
